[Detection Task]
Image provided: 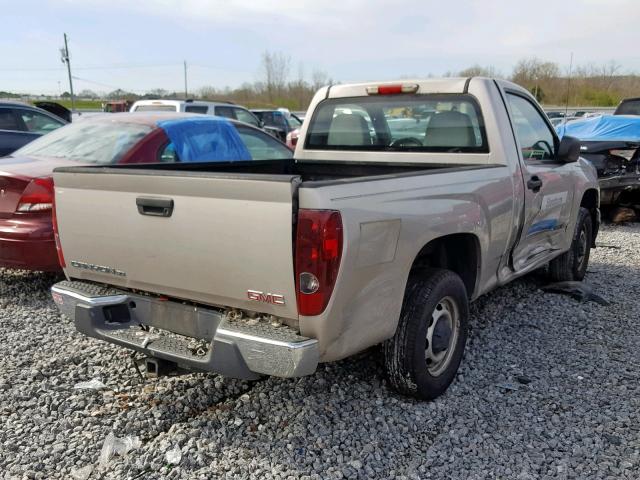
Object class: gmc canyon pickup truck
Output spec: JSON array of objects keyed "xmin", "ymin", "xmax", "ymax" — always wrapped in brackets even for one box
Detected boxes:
[{"xmin": 50, "ymin": 78, "xmax": 599, "ymax": 400}]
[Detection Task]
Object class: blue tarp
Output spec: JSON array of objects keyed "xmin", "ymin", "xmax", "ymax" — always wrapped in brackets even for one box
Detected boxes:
[
  {"xmin": 556, "ymin": 115, "xmax": 640, "ymax": 141},
  {"xmin": 157, "ymin": 117, "xmax": 251, "ymax": 162}
]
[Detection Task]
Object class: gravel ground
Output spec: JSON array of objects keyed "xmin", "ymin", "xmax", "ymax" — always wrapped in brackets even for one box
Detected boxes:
[{"xmin": 1, "ymin": 222, "xmax": 639, "ymax": 480}]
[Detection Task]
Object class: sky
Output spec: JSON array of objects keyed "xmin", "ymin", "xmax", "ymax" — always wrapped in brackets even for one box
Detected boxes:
[{"xmin": 1, "ymin": 0, "xmax": 639, "ymax": 95}]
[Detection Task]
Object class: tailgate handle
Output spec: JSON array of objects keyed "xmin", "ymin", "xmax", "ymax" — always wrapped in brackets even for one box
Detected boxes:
[{"xmin": 136, "ymin": 197, "xmax": 174, "ymax": 217}]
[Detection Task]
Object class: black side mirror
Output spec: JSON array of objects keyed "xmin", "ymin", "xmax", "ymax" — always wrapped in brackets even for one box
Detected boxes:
[{"xmin": 557, "ymin": 135, "xmax": 581, "ymax": 163}]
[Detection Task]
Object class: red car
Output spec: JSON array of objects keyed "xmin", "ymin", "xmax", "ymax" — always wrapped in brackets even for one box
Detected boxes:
[{"xmin": 0, "ymin": 112, "xmax": 293, "ymax": 271}]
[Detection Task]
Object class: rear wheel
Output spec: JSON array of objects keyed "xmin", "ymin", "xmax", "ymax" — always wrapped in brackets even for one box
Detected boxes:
[
  {"xmin": 548, "ymin": 207, "xmax": 592, "ymax": 282},
  {"xmin": 383, "ymin": 268, "xmax": 469, "ymax": 400}
]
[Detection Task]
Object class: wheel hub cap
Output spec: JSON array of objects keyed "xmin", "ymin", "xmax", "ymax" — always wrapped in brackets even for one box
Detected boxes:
[
  {"xmin": 425, "ymin": 296, "xmax": 460, "ymax": 377},
  {"xmin": 577, "ymin": 230, "xmax": 587, "ymax": 267},
  {"xmin": 431, "ymin": 318, "xmax": 452, "ymax": 354}
]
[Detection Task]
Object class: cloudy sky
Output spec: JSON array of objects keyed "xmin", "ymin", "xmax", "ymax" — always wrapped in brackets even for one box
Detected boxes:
[{"xmin": 2, "ymin": 0, "xmax": 638, "ymax": 95}]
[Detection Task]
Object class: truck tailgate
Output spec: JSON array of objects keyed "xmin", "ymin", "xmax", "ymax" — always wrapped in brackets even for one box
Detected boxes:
[{"xmin": 53, "ymin": 169, "xmax": 300, "ymax": 321}]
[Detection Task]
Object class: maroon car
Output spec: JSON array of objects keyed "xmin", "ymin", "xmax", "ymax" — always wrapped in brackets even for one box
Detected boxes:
[{"xmin": 0, "ymin": 112, "xmax": 293, "ymax": 271}]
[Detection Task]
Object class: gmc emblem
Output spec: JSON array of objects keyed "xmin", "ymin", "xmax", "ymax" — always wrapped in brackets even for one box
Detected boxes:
[{"xmin": 247, "ymin": 289, "xmax": 285, "ymax": 305}]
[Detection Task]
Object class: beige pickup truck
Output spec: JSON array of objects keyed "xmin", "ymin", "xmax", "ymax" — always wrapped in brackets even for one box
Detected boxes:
[{"xmin": 50, "ymin": 78, "xmax": 599, "ymax": 399}]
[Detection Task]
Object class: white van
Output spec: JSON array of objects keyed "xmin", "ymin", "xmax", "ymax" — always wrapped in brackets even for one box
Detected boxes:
[{"xmin": 129, "ymin": 100, "xmax": 263, "ymax": 129}]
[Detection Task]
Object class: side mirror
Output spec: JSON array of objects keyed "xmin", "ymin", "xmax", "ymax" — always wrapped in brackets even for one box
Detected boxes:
[{"xmin": 557, "ymin": 135, "xmax": 581, "ymax": 163}]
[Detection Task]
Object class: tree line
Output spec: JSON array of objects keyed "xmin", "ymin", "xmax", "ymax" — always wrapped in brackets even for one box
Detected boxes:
[{"xmin": 59, "ymin": 54, "xmax": 640, "ymax": 109}]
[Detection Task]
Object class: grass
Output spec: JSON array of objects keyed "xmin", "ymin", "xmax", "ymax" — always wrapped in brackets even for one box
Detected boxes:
[{"xmin": 46, "ymin": 99, "xmax": 104, "ymax": 110}]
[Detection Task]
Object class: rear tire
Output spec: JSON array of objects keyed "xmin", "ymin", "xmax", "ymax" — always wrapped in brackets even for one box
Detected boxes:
[
  {"xmin": 548, "ymin": 207, "xmax": 592, "ymax": 282},
  {"xmin": 383, "ymin": 268, "xmax": 469, "ymax": 400}
]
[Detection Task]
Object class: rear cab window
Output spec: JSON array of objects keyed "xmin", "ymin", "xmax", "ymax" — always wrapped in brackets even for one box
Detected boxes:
[{"xmin": 305, "ymin": 94, "xmax": 488, "ymax": 153}]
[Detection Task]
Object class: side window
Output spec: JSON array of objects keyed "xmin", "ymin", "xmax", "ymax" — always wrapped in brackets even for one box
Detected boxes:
[
  {"xmin": 158, "ymin": 142, "xmax": 180, "ymax": 163},
  {"xmin": 233, "ymin": 108, "xmax": 260, "ymax": 127},
  {"xmin": 184, "ymin": 105, "xmax": 208, "ymax": 114},
  {"xmin": 18, "ymin": 109, "xmax": 65, "ymax": 134},
  {"xmin": 507, "ymin": 94, "xmax": 555, "ymax": 161},
  {"xmin": 235, "ymin": 126, "xmax": 293, "ymax": 160},
  {"xmin": 215, "ymin": 106, "xmax": 236, "ymax": 120},
  {"xmin": 0, "ymin": 108, "xmax": 21, "ymax": 131}
]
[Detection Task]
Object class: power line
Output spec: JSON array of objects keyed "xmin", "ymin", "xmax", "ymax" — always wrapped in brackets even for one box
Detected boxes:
[
  {"xmin": 71, "ymin": 75, "xmax": 124, "ymax": 91},
  {"xmin": 0, "ymin": 62, "xmax": 183, "ymax": 72}
]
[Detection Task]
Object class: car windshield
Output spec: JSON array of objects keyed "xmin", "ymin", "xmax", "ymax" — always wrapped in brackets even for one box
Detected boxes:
[
  {"xmin": 16, "ymin": 121, "xmax": 152, "ymax": 164},
  {"xmin": 306, "ymin": 93, "xmax": 488, "ymax": 152}
]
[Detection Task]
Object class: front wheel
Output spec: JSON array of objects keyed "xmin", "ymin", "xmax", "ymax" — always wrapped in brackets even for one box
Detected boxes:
[
  {"xmin": 383, "ymin": 268, "xmax": 469, "ymax": 400},
  {"xmin": 548, "ymin": 207, "xmax": 593, "ymax": 282}
]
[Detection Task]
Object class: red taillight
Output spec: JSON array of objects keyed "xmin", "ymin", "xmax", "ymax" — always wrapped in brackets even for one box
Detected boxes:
[
  {"xmin": 295, "ymin": 209, "xmax": 343, "ymax": 316},
  {"xmin": 16, "ymin": 177, "xmax": 54, "ymax": 213},
  {"xmin": 366, "ymin": 83, "xmax": 419, "ymax": 95},
  {"xmin": 51, "ymin": 180, "xmax": 66, "ymax": 268},
  {"xmin": 286, "ymin": 129, "xmax": 300, "ymax": 149}
]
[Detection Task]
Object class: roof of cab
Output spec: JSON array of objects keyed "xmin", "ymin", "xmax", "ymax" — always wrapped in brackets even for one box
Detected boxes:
[{"xmin": 326, "ymin": 77, "xmax": 531, "ymax": 99}]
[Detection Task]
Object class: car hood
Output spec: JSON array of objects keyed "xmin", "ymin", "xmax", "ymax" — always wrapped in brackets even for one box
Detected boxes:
[{"xmin": 0, "ymin": 155, "xmax": 87, "ymax": 179}]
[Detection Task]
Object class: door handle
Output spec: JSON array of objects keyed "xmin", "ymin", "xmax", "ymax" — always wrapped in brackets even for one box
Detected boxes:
[
  {"xmin": 136, "ymin": 197, "xmax": 174, "ymax": 217},
  {"xmin": 527, "ymin": 176, "xmax": 543, "ymax": 192}
]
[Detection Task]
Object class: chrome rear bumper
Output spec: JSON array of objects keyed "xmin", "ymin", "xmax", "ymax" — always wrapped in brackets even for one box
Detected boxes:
[{"xmin": 51, "ymin": 280, "xmax": 318, "ymax": 379}]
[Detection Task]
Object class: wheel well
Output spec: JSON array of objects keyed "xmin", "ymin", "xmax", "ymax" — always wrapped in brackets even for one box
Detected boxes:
[
  {"xmin": 580, "ymin": 189, "xmax": 599, "ymax": 244},
  {"xmin": 410, "ymin": 234, "xmax": 480, "ymax": 297}
]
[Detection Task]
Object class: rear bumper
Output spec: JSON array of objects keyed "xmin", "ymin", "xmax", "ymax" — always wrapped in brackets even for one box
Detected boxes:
[
  {"xmin": 51, "ymin": 280, "xmax": 318, "ymax": 379},
  {"xmin": 0, "ymin": 217, "xmax": 59, "ymax": 271}
]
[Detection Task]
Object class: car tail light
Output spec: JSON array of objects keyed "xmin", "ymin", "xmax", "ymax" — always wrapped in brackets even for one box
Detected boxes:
[
  {"xmin": 16, "ymin": 177, "xmax": 54, "ymax": 212},
  {"xmin": 51, "ymin": 181, "xmax": 66, "ymax": 268},
  {"xmin": 286, "ymin": 129, "xmax": 299, "ymax": 149},
  {"xmin": 295, "ymin": 209, "xmax": 343, "ymax": 316},
  {"xmin": 366, "ymin": 83, "xmax": 419, "ymax": 95}
]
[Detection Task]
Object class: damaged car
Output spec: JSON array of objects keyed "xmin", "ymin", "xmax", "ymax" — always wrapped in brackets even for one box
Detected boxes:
[{"xmin": 557, "ymin": 115, "xmax": 640, "ymax": 207}]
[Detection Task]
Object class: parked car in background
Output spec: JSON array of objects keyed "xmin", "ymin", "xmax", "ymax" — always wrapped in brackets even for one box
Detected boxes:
[
  {"xmin": 251, "ymin": 108, "xmax": 303, "ymax": 142},
  {"xmin": 50, "ymin": 78, "xmax": 598, "ymax": 400},
  {"xmin": 557, "ymin": 115, "xmax": 640, "ymax": 206},
  {"xmin": 0, "ymin": 102, "xmax": 67, "ymax": 156},
  {"xmin": 0, "ymin": 112, "xmax": 292, "ymax": 272},
  {"xmin": 614, "ymin": 98, "xmax": 640, "ymax": 116},
  {"xmin": 103, "ymin": 100, "xmax": 133, "ymax": 113},
  {"xmin": 546, "ymin": 111, "xmax": 566, "ymax": 120},
  {"xmin": 129, "ymin": 99, "xmax": 263, "ymax": 128},
  {"xmin": 33, "ymin": 102, "xmax": 72, "ymax": 122}
]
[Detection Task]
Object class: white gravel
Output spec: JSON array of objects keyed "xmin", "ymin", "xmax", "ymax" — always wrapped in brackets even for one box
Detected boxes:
[{"xmin": 1, "ymin": 222, "xmax": 639, "ymax": 479}]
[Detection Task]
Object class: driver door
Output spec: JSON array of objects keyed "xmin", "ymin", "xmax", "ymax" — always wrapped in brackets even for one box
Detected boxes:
[{"xmin": 505, "ymin": 92, "xmax": 576, "ymax": 271}]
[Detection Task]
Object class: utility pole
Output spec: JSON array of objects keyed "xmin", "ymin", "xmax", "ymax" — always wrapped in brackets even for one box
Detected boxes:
[
  {"xmin": 184, "ymin": 60, "xmax": 188, "ymax": 99},
  {"xmin": 60, "ymin": 33, "xmax": 75, "ymax": 112},
  {"xmin": 564, "ymin": 52, "xmax": 573, "ymax": 117}
]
